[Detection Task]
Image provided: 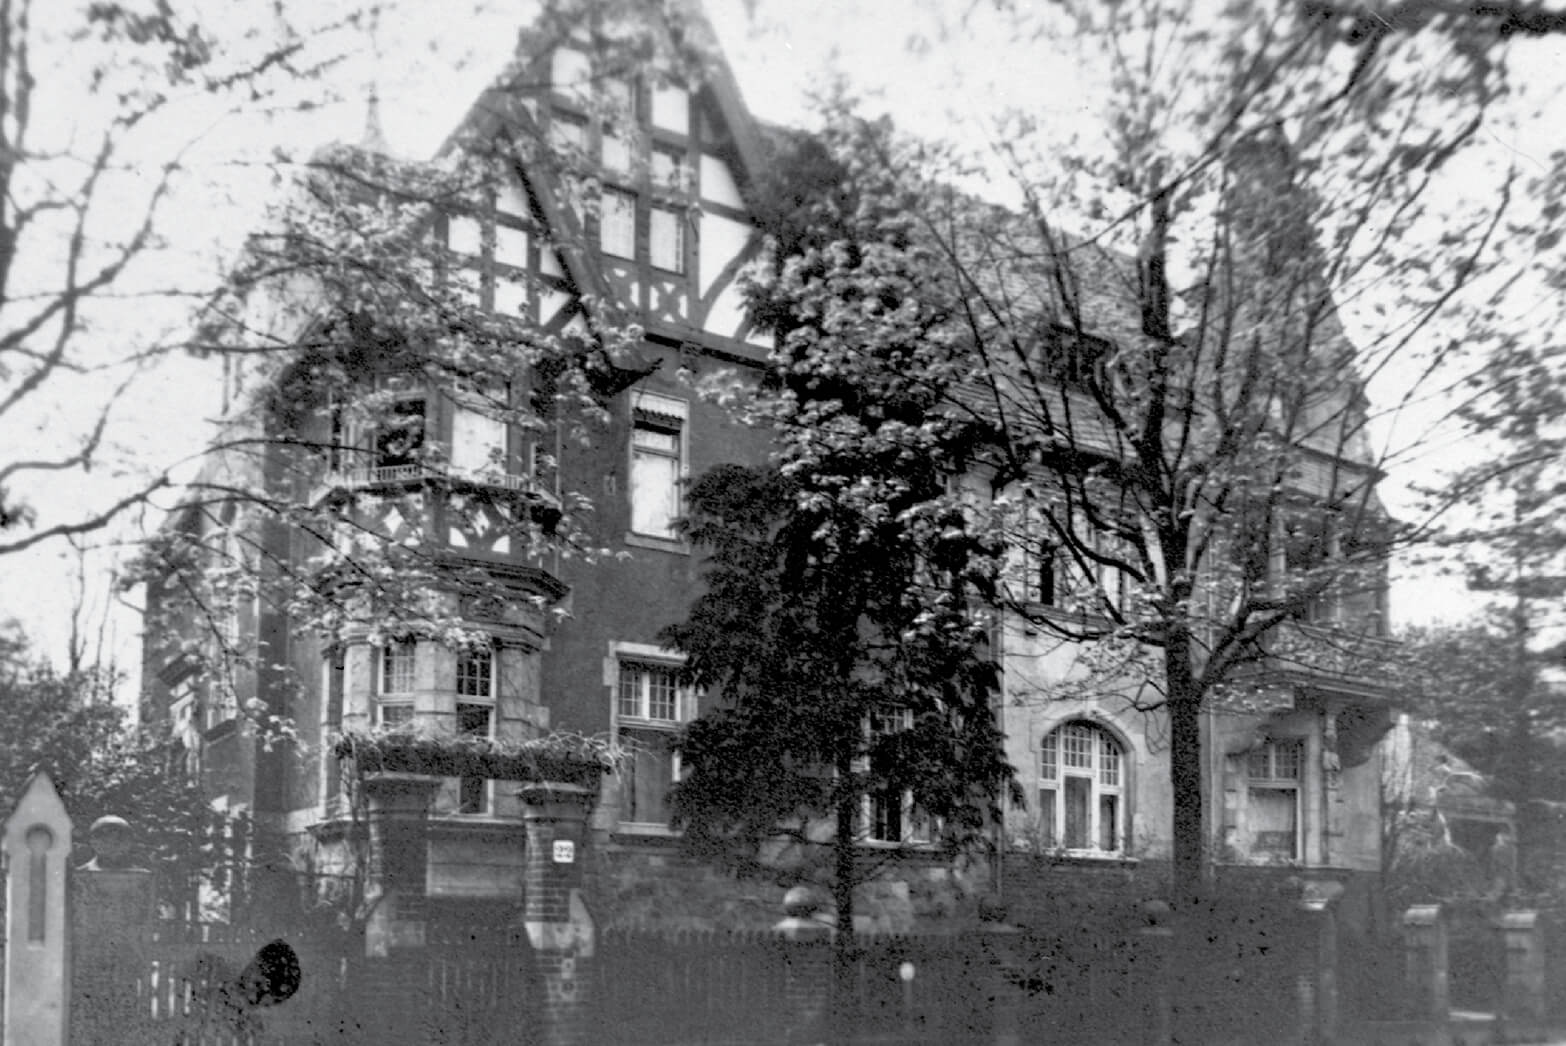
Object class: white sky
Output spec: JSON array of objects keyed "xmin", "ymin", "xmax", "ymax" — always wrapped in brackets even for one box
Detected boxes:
[{"xmin": 4, "ymin": 0, "xmax": 1563, "ymax": 681}]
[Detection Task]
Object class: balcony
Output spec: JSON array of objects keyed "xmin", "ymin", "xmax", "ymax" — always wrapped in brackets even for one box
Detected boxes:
[
  {"xmin": 316, "ymin": 462, "xmax": 561, "ymax": 521},
  {"xmin": 1253, "ymin": 620, "xmax": 1398, "ymax": 701}
]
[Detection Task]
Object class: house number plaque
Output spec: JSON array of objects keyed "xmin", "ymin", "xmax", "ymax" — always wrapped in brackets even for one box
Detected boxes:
[{"xmin": 552, "ymin": 839, "xmax": 575, "ymax": 863}]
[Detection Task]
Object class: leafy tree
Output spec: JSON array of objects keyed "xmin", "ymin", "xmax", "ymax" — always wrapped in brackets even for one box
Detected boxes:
[
  {"xmin": 0, "ymin": 0, "xmax": 345, "ymax": 557},
  {"xmin": 0, "ymin": 626, "xmax": 228, "ymax": 917},
  {"xmin": 722, "ymin": 0, "xmax": 1554, "ymax": 898},
  {"xmin": 1393, "ymin": 617, "xmax": 1566, "ymax": 806},
  {"xmin": 665, "ymin": 460, "xmax": 1015, "ymax": 1039}
]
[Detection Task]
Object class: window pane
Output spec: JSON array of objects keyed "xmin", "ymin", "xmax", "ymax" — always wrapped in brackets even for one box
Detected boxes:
[
  {"xmin": 447, "ymin": 215, "xmax": 482, "ymax": 257},
  {"xmin": 550, "ymin": 117, "xmax": 586, "ymax": 157},
  {"xmin": 1040, "ymin": 735, "xmax": 1057, "ymax": 781},
  {"xmin": 632, "ymin": 426, "xmax": 679, "ymax": 453},
  {"xmin": 1039, "ymin": 787, "xmax": 1057, "ymax": 848},
  {"xmin": 457, "ymin": 702, "xmax": 490, "ymax": 736},
  {"xmin": 456, "ymin": 650, "xmax": 492, "ymax": 698},
  {"xmin": 631, "ymin": 434, "xmax": 681, "ymax": 538},
  {"xmin": 1273, "ymin": 741, "xmax": 1302, "ymax": 780},
  {"xmin": 382, "ymin": 642, "xmax": 416, "ymax": 694},
  {"xmin": 1062, "ymin": 724, "xmax": 1092, "ymax": 769},
  {"xmin": 652, "ymin": 149, "xmax": 685, "ymax": 190},
  {"xmin": 646, "ymin": 667, "xmax": 677, "ymax": 720},
  {"xmin": 1099, "ymin": 794, "xmax": 1119, "ymax": 852},
  {"xmin": 871, "ymin": 789, "xmax": 902, "ymax": 842},
  {"xmin": 618, "ymin": 664, "xmax": 642, "ymax": 718},
  {"xmin": 380, "ymin": 703, "xmax": 414, "ymax": 727},
  {"xmin": 603, "ymin": 131, "xmax": 633, "ymax": 174},
  {"xmin": 1099, "ymin": 733, "xmax": 1121, "ymax": 785},
  {"xmin": 1064, "ymin": 776, "xmax": 1090, "ymax": 849},
  {"xmin": 1249, "ymin": 787, "xmax": 1298, "ymax": 858},
  {"xmin": 600, "ymin": 189, "xmax": 636, "ymax": 259},
  {"xmin": 650, "ymin": 207, "xmax": 684, "ymax": 272},
  {"xmin": 1248, "ymin": 746, "xmax": 1272, "ymax": 780},
  {"xmin": 375, "ymin": 401, "xmax": 425, "ymax": 469},
  {"xmin": 622, "ymin": 726, "xmax": 674, "ymax": 824},
  {"xmin": 459, "ymin": 777, "xmax": 486, "ymax": 814}
]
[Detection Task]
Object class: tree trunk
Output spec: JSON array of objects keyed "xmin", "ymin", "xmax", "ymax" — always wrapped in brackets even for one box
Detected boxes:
[
  {"xmin": 1165, "ymin": 634, "xmax": 1206, "ymax": 903},
  {"xmin": 831, "ymin": 745, "xmax": 857, "ymax": 1046}
]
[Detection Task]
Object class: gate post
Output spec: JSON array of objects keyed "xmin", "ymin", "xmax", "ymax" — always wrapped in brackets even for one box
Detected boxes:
[
  {"xmin": 361, "ymin": 772, "xmax": 439, "ymax": 958},
  {"xmin": 72, "ymin": 815, "xmax": 156, "ymax": 1046},
  {"xmin": 774, "ymin": 886, "xmax": 834, "ymax": 1046},
  {"xmin": 1296, "ymin": 879, "xmax": 1344, "ymax": 1046},
  {"xmin": 1402, "ymin": 904, "xmax": 1448, "ymax": 1020},
  {"xmin": 3, "ymin": 772, "xmax": 73, "ymax": 1046},
  {"xmin": 1137, "ymin": 899, "xmax": 1173, "ymax": 1046},
  {"xmin": 1497, "ymin": 910, "xmax": 1544, "ymax": 1024},
  {"xmin": 519, "ymin": 781, "xmax": 596, "ymax": 1046}
]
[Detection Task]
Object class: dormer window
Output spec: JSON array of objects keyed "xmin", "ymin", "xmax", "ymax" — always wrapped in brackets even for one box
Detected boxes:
[{"xmin": 1033, "ymin": 324, "xmax": 1111, "ymax": 388}]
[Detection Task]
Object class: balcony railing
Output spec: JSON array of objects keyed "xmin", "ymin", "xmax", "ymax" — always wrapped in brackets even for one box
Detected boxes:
[{"xmin": 318, "ymin": 463, "xmax": 560, "ymax": 506}]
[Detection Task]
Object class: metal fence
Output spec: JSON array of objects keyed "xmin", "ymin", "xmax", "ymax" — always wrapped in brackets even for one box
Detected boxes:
[{"xmin": 60, "ymin": 906, "xmax": 1318, "ymax": 1046}]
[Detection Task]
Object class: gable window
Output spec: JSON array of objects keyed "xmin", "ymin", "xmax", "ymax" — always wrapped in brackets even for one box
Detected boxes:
[
  {"xmin": 629, "ymin": 392, "xmax": 687, "ymax": 541},
  {"xmin": 1038, "ymin": 721, "xmax": 1124, "ymax": 854},
  {"xmin": 1246, "ymin": 739, "xmax": 1302, "ymax": 860},
  {"xmin": 651, "ymin": 148, "xmax": 686, "ymax": 192},
  {"xmin": 649, "ymin": 206, "xmax": 685, "ymax": 273},
  {"xmin": 378, "ymin": 640, "xmax": 416, "ymax": 726},
  {"xmin": 865, "ymin": 708, "xmax": 930, "ymax": 844},
  {"xmin": 449, "ymin": 384, "xmax": 510, "ymax": 478},
  {"xmin": 615, "ymin": 657, "xmax": 692, "ymax": 827},
  {"xmin": 600, "ymin": 188, "xmax": 636, "ymax": 260}
]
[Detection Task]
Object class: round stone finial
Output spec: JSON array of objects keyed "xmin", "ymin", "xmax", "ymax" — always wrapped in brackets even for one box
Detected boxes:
[
  {"xmin": 977, "ymin": 894, "xmax": 1009, "ymax": 923},
  {"xmin": 88, "ymin": 815, "xmax": 134, "ymax": 869},
  {"xmin": 782, "ymin": 885, "xmax": 818, "ymax": 918}
]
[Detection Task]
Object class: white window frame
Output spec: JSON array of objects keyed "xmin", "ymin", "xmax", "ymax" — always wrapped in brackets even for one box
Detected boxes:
[
  {"xmin": 600, "ymin": 187, "xmax": 637, "ymax": 260},
  {"xmin": 649, "ymin": 205, "xmax": 685, "ymax": 273},
  {"xmin": 628, "ymin": 391, "xmax": 688, "ymax": 541},
  {"xmin": 377, "ymin": 639, "xmax": 417, "ymax": 726},
  {"xmin": 1037, "ymin": 721, "xmax": 1125, "ymax": 855},
  {"xmin": 454, "ymin": 646, "xmax": 496, "ymax": 815},
  {"xmin": 863, "ymin": 707, "xmax": 932, "ymax": 845},
  {"xmin": 1245, "ymin": 738, "xmax": 1303, "ymax": 861},
  {"xmin": 448, "ymin": 382, "xmax": 510, "ymax": 479},
  {"xmin": 610, "ymin": 643, "xmax": 694, "ymax": 829}
]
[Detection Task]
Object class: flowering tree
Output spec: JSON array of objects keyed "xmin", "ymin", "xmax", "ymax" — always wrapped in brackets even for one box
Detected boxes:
[{"xmin": 718, "ymin": 0, "xmax": 1549, "ymax": 898}]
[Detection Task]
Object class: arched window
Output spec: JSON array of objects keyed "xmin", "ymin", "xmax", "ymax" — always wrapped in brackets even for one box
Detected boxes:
[{"xmin": 1038, "ymin": 721, "xmax": 1125, "ymax": 854}]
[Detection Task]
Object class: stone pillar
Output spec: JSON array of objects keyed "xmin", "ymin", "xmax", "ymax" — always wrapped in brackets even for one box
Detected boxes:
[
  {"xmin": 976, "ymin": 896, "xmax": 1023, "ymax": 1046},
  {"xmin": 1497, "ymin": 910, "xmax": 1544, "ymax": 1023},
  {"xmin": 1296, "ymin": 880, "xmax": 1343, "ymax": 1046},
  {"xmin": 362, "ymin": 773, "xmax": 439, "ymax": 958},
  {"xmin": 1402, "ymin": 904, "xmax": 1448, "ymax": 1020},
  {"xmin": 1136, "ymin": 899, "xmax": 1173, "ymax": 1046},
  {"xmin": 71, "ymin": 816, "xmax": 156, "ymax": 1046},
  {"xmin": 2, "ymin": 772, "xmax": 72, "ymax": 1046},
  {"xmin": 519, "ymin": 781, "xmax": 597, "ymax": 1046},
  {"xmin": 774, "ymin": 885, "xmax": 834, "ymax": 1046}
]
